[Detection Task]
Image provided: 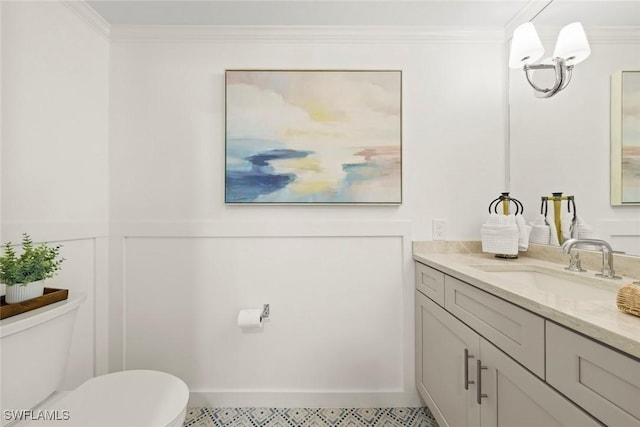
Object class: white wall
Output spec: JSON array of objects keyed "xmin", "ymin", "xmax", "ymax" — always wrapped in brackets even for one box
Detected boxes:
[
  {"xmin": 1, "ymin": 5, "xmax": 508, "ymax": 406},
  {"xmin": 510, "ymin": 27, "xmax": 640, "ymax": 255},
  {"xmin": 0, "ymin": 0, "xmax": 3, "ymax": 246},
  {"xmin": 108, "ymin": 27, "xmax": 507, "ymax": 406},
  {"xmin": 109, "ymin": 28, "xmax": 506, "ymax": 233},
  {"xmin": 1, "ymin": 1, "xmax": 110, "ymax": 389}
]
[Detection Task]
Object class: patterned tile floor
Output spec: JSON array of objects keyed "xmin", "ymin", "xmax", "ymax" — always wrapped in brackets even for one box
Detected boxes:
[{"xmin": 183, "ymin": 407, "xmax": 439, "ymax": 427}]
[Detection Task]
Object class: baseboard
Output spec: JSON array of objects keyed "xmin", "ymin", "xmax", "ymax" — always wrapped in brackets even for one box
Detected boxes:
[{"xmin": 188, "ymin": 391, "xmax": 423, "ymax": 408}]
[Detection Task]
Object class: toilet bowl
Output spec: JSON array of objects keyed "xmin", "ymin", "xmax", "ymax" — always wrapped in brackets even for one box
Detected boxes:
[
  {"xmin": 20, "ymin": 370, "xmax": 188, "ymax": 427},
  {"xmin": 0, "ymin": 293, "xmax": 189, "ymax": 427}
]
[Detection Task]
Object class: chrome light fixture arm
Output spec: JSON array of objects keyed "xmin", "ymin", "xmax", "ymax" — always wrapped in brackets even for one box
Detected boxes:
[{"xmin": 523, "ymin": 58, "xmax": 574, "ymax": 98}]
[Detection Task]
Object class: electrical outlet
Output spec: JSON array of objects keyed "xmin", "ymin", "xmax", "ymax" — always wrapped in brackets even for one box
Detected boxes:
[{"xmin": 433, "ymin": 219, "xmax": 446, "ymax": 241}]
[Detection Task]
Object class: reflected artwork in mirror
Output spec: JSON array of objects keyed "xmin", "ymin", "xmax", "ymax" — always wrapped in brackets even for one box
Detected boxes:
[{"xmin": 611, "ymin": 70, "xmax": 640, "ymax": 205}]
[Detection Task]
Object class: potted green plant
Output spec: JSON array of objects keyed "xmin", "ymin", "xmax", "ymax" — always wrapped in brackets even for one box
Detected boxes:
[{"xmin": 0, "ymin": 233, "xmax": 64, "ymax": 304}]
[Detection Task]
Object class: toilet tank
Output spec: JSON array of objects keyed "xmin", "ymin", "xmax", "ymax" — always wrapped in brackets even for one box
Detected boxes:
[{"xmin": 0, "ymin": 294, "xmax": 86, "ymax": 424}]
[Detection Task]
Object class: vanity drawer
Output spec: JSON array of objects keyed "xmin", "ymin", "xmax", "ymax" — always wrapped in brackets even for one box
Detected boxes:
[
  {"xmin": 444, "ymin": 275, "xmax": 545, "ymax": 378},
  {"xmin": 546, "ymin": 322, "xmax": 640, "ymax": 426},
  {"xmin": 415, "ymin": 262, "xmax": 445, "ymax": 306}
]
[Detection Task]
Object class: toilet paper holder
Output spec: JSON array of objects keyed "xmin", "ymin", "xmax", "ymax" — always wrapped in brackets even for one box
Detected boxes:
[{"xmin": 261, "ymin": 304, "xmax": 270, "ymax": 320}]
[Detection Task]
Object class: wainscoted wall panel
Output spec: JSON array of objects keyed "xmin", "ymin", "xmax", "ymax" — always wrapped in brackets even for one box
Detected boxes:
[
  {"xmin": 124, "ymin": 235, "xmax": 403, "ymax": 390},
  {"xmin": 54, "ymin": 238, "xmax": 97, "ymax": 390},
  {"xmin": 598, "ymin": 219, "xmax": 640, "ymax": 256},
  {"xmin": 116, "ymin": 220, "xmax": 416, "ymax": 406}
]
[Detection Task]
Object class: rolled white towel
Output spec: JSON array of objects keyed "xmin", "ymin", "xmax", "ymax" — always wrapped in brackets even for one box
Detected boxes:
[
  {"xmin": 485, "ymin": 213, "xmax": 502, "ymax": 225},
  {"xmin": 503, "ymin": 214, "xmax": 516, "ymax": 225},
  {"xmin": 529, "ymin": 215, "xmax": 550, "ymax": 245},
  {"xmin": 481, "ymin": 222, "xmax": 519, "ymax": 255},
  {"xmin": 515, "ymin": 214, "xmax": 532, "ymax": 251},
  {"xmin": 529, "ymin": 226, "xmax": 549, "ymax": 244}
]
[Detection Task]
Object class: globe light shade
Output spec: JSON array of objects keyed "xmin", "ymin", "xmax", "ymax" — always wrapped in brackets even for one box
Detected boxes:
[
  {"xmin": 553, "ymin": 22, "xmax": 591, "ymax": 65},
  {"xmin": 509, "ymin": 22, "xmax": 545, "ymax": 69}
]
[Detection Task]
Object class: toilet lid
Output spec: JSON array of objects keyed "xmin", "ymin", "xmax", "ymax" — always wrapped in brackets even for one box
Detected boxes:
[{"xmin": 23, "ymin": 370, "xmax": 189, "ymax": 427}]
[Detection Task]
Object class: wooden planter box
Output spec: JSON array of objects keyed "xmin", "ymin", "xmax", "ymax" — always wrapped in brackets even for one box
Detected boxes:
[{"xmin": 0, "ymin": 288, "xmax": 69, "ymax": 320}]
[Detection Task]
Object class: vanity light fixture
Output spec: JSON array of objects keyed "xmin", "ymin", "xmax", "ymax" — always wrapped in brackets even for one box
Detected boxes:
[{"xmin": 509, "ymin": 22, "xmax": 591, "ymax": 98}]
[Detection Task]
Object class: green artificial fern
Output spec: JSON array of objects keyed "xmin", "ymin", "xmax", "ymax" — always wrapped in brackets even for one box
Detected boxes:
[{"xmin": 0, "ymin": 234, "xmax": 64, "ymax": 286}]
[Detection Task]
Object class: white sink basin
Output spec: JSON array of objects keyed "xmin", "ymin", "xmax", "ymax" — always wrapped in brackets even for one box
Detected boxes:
[{"xmin": 471, "ymin": 265, "xmax": 616, "ymax": 300}]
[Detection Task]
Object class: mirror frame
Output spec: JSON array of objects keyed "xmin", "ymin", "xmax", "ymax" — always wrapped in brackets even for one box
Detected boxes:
[{"xmin": 610, "ymin": 70, "xmax": 640, "ymax": 206}]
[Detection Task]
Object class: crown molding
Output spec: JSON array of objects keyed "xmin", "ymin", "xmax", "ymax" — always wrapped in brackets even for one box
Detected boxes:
[
  {"xmin": 579, "ymin": 26, "xmax": 640, "ymax": 44},
  {"xmin": 109, "ymin": 25, "xmax": 505, "ymax": 44},
  {"xmin": 536, "ymin": 26, "xmax": 640, "ymax": 44},
  {"xmin": 63, "ymin": 0, "xmax": 111, "ymax": 39}
]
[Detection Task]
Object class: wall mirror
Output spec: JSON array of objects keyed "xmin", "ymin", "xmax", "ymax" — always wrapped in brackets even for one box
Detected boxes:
[{"xmin": 508, "ymin": 0, "xmax": 640, "ymax": 256}]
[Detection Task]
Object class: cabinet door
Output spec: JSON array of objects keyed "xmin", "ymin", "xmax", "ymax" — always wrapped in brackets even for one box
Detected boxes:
[
  {"xmin": 546, "ymin": 321, "xmax": 640, "ymax": 426},
  {"xmin": 479, "ymin": 338, "xmax": 602, "ymax": 427},
  {"xmin": 416, "ymin": 290, "xmax": 480, "ymax": 427}
]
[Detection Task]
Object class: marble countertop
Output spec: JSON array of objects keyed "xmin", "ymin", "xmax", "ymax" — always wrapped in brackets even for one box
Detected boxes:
[{"xmin": 413, "ymin": 248, "xmax": 640, "ymax": 360}]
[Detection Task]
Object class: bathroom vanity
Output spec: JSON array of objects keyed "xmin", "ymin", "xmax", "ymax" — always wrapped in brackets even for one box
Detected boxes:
[{"xmin": 413, "ymin": 246, "xmax": 640, "ymax": 427}]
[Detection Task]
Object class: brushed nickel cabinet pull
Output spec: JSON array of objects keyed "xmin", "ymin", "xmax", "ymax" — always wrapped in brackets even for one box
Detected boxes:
[
  {"xmin": 464, "ymin": 348, "xmax": 475, "ymax": 390},
  {"xmin": 477, "ymin": 359, "xmax": 488, "ymax": 404}
]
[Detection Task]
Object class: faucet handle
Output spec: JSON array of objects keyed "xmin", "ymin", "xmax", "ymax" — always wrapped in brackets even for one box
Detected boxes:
[
  {"xmin": 596, "ymin": 270, "xmax": 621, "ymax": 280},
  {"xmin": 565, "ymin": 252, "xmax": 586, "ymax": 272}
]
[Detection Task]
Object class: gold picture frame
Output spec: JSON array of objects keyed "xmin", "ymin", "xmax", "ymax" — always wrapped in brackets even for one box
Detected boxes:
[{"xmin": 611, "ymin": 70, "xmax": 640, "ymax": 205}]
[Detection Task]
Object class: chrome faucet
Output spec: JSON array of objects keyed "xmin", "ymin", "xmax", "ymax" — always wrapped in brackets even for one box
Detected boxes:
[{"xmin": 561, "ymin": 238, "xmax": 620, "ymax": 279}]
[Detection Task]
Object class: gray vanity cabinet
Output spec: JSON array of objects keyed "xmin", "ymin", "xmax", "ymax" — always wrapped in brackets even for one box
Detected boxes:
[
  {"xmin": 546, "ymin": 322, "xmax": 640, "ymax": 426},
  {"xmin": 415, "ymin": 262, "xmax": 602, "ymax": 427},
  {"xmin": 444, "ymin": 275, "xmax": 545, "ymax": 378},
  {"xmin": 416, "ymin": 290, "xmax": 480, "ymax": 427},
  {"xmin": 416, "ymin": 262, "xmax": 446, "ymax": 306},
  {"xmin": 479, "ymin": 338, "xmax": 600, "ymax": 427}
]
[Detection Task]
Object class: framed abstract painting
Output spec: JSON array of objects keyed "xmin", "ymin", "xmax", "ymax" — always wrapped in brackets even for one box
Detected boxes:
[
  {"xmin": 225, "ymin": 70, "xmax": 402, "ymax": 204},
  {"xmin": 611, "ymin": 70, "xmax": 640, "ymax": 205}
]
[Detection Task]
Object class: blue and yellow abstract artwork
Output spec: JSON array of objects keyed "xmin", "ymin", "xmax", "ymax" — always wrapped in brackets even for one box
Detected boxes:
[{"xmin": 225, "ymin": 70, "xmax": 402, "ymax": 204}]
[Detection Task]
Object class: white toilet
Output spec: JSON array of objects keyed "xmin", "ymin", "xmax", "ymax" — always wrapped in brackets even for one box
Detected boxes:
[{"xmin": 0, "ymin": 293, "xmax": 189, "ymax": 427}]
